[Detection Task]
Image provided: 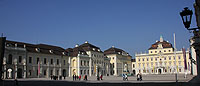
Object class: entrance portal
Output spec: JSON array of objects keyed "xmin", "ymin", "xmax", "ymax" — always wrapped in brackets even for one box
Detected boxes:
[
  {"xmin": 158, "ymin": 69, "xmax": 162, "ymax": 74},
  {"xmin": 17, "ymin": 68, "xmax": 23, "ymax": 78}
]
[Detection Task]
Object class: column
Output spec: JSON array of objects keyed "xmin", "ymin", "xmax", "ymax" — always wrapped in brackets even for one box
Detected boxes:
[
  {"xmin": 89, "ymin": 58, "xmax": 92, "ymax": 76},
  {"xmin": 23, "ymin": 63, "xmax": 26, "ymax": 78},
  {"xmin": 68, "ymin": 57, "xmax": 71, "ymax": 77},
  {"xmin": 77, "ymin": 56, "xmax": 80, "ymax": 76},
  {"xmin": 3, "ymin": 65, "xmax": 6, "ymax": 79},
  {"xmin": 15, "ymin": 64, "xmax": 17, "ymax": 79}
]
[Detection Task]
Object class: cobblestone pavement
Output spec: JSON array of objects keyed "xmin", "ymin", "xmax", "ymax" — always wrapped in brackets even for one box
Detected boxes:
[
  {"xmin": 0, "ymin": 74, "xmax": 199, "ymax": 86},
  {"xmin": 8, "ymin": 74, "xmax": 194, "ymax": 83}
]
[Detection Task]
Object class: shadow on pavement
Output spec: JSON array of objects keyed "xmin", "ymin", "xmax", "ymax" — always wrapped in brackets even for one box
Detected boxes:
[{"xmin": 1, "ymin": 80, "xmax": 200, "ymax": 86}]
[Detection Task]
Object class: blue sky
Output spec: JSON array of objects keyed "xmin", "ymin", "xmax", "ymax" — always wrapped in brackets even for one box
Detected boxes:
[{"xmin": 0, "ymin": 0, "xmax": 196, "ymax": 58}]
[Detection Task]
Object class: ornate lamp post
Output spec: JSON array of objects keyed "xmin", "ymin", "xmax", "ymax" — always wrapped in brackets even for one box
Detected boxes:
[{"xmin": 180, "ymin": 7, "xmax": 200, "ymax": 80}]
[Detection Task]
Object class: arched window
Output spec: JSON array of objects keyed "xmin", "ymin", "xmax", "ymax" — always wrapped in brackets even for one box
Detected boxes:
[{"xmin": 8, "ymin": 54, "xmax": 12, "ymax": 64}]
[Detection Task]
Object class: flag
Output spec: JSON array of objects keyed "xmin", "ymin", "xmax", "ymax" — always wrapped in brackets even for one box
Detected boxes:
[{"xmin": 182, "ymin": 48, "xmax": 187, "ymax": 70}]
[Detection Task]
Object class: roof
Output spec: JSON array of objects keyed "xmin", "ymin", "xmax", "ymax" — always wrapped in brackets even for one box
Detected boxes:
[
  {"xmin": 131, "ymin": 59, "xmax": 136, "ymax": 62},
  {"xmin": 79, "ymin": 42, "xmax": 102, "ymax": 52},
  {"xmin": 66, "ymin": 41, "xmax": 102, "ymax": 57},
  {"xmin": 148, "ymin": 40, "xmax": 173, "ymax": 50},
  {"xmin": 104, "ymin": 47, "xmax": 131, "ymax": 57},
  {"xmin": 6, "ymin": 40, "xmax": 68, "ymax": 56}
]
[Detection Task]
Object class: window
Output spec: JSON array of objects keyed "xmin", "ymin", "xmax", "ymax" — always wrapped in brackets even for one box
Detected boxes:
[
  {"xmin": 179, "ymin": 69, "xmax": 182, "ymax": 72},
  {"xmin": 179, "ymin": 61, "xmax": 181, "ymax": 66},
  {"xmin": 92, "ymin": 70, "xmax": 93, "ymax": 74},
  {"xmin": 81, "ymin": 60, "xmax": 83, "ymax": 66},
  {"xmin": 155, "ymin": 51, "xmax": 157, "ymax": 53},
  {"xmin": 19, "ymin": 56, "xmax": 22, "ymax": 63},
  {"xmin": 151, "ymin": 62, "xmax": 153, "ymax": 66},
  {"xmin": 174, "ymin": 56, "xmax": 176, "ymax": 60},
  {"xmin": 178, "ymin": 56, "xmax": 181, "ymax": 59},
  {"xmin": 84, "ymin": 61, "xmax": 86, "ymax": 66},
  {"xmin": 51, "ymin": 59, "xmax": 53, "ymax": 64},
  {"xmin": 84, "ymin": 70, "xmax": 86, "ymax": 74},
  {"xmin": 8, "ymin": 54, "xmax": 12, "ymax": 64},
  {"xmin": 73, "ymin": 60, "xmax": 75, "ymax": 67},
  {"xmin": 151, "ymin": 58, "xmax": 153, "ymax": 61},
  {"xmin": 57, "ymin": 70, "xmax": 59, "ymax": 75},
  {"xmin": 87, "ymin": 61, "xmax": 89, "ymax": 66},
  {"xmin": 164, "ymin": 57, "xmax": 166, "ymax": 60},
  {"xmin": 138, "ymin": 59, "xmax": 140, "ymax": 62},
  {"xmin": 81, "ymin": 70, "xmax": 83, "ymax": 75},
  {"xmin": 57, "ymin": 59, "xmax": 59, "ymax": 65},
  {"xmin": 147, "ymin": 58, "xmax": 149, "ymax": 61},
  {"xmin": 36, "ymin": 70, "xmax": 38, "ymax": 76},
  {"xmin": 29, "ymin": 57, "xmax": 32, "ymax": 63},
  {"xmin": 29, "ymin": 70, "xmax": 31, "ymax": 76},
  {"xmin": 50, "ymin": 70, "xmax": 53, "ymax": 75},
  {"xmin": 64, "ymin": 60, "xmax": 65, "ymax": 65},
  {"xmin": 155, "ymin": 58, "xmax": 157, "ymax": 61},
  {"xmin": 169, "ymin": 56, "xmax": 171, "ymax": 60},
  {"xmin": 44, "ymin": 70, "xmax": 46, "ymax": 75},
  {"xmin": 44, "ymin": 58, "xmax": 46, "ymax": 64},
  {"xmin": 37, "ymin": 58, "xmax": 39, "ymax": 64},
  {"xmin": 88, "ymin": 70, "xmax": 89, "ymax": 75},
  {"xmin": 132, "ymin": 64, "xmax": 135, "ymax": 68},
  {"xmin": 164, "ymin": 50, "xmax": 166, "ymax": 52},
  {"xmin": 169, "ymin": 50, "xmax": 171, "ymax": 52}
]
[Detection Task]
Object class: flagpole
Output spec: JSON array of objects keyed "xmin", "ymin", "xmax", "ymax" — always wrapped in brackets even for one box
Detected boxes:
[{"xmin": 174, "ymin": 33, "xmax": 178, "ymax": 83}]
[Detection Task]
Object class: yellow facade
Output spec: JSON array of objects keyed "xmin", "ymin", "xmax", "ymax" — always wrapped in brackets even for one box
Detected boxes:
[{"xmin": 135, "ymin": 37, "xmax": 191, "ymax": 74}]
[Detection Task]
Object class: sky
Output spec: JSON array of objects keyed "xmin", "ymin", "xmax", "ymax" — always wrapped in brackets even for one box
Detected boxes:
[{"xmin": 0, "ymin": 0, "xmax": 197, "ymax": 58}]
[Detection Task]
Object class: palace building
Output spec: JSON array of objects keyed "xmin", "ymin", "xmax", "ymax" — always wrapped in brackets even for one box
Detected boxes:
[
  {"xmin": 66, "ymin": 41, "xmax": 110, "ymax": 77},
  {"xmin": 104, "ymin": 46, "xmax": 132, "ymax": 76},
  {"xmin": 135, "ymin": 36, "xmax": 191, "ymax": 75},
  {"xmin": 3, "ymin": 40, "xmax": 69, "ymax": 79},
  {"xmin": 2, "ymin": 39, "xmax": 132, "ymax": 79}
]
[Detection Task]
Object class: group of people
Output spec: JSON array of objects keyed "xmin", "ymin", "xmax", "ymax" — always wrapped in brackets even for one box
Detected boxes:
[
  {"xmin": 97, "ymin": 74, "xmax": 103, "ymax": 81},
  {"xmin": 72, "ymin": 74, "xmax": 88, "ymax": 81},
  {"xmin": 50, "ymin": 75, "xmax": 64, "ymax": 80},
  {"xmin": 136, "ymin": 73, "xmax": 142, "ymax": 81},
  {"xmin": 122, "ymin": 74, "xmax": 128, "ymax": 81}
]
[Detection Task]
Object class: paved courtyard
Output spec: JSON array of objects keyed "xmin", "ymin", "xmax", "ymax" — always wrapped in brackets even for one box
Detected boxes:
[{"xmin": 0, "ymin": 74, "xmax": 199, "ymax": 86}]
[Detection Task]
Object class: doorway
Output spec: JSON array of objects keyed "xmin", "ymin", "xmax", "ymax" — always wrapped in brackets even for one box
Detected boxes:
[
  {"xmin": 158, "ymin": 69, "xmax": 162, "ymax": 74},
  {"xmin": 17, "ymin": 68, "xmax": 23, "ymax": 78}
]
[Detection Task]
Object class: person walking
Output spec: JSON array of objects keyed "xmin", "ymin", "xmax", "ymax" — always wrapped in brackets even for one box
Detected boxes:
[
  {"xmin": 125, "ymin": 74, "xmax": 128, "ymax": 81},
  {"xmin": 100, "ymin": 75, "xmax": 103, "ymax": 80},
  {"xmin": 85, "ymin": 75, "xmax": 88, "ymax": 81},
  {"xmin": 122, "ymin": 74, "xmax": 125, "ymax": 81},
  {"xmin": 139, "ymin": 73, "xmax": 142, "ymax": 81},
  {"xmin": 73, "ymin": 75, "xmax": 75, "ymax": 81},
  {"xmin": 79, "ymin": 75, "xmax": 81, "ymax": 80},
  {"xmin": 97, "ymin": 74, "xmax": 99, "ymax": 81},
  {"xmin": 137, "ymin": 73, "xmax": 140, "ymax": 81}
]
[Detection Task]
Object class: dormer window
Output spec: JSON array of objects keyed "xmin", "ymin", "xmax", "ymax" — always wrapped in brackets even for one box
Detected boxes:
[
  {"xmin": 6, "ymin": 43, "xmax": 10, "ymax": 47},
  {"xmin": 49, "ymin": 50, "xmax": 53, "ymax": 53},
  {"xmin": 82, "ymin": 52, "xmax": 84, "ymax": 54},
  {"xmin": 62, "ymin": 52, "xmax": 66, "ymax": 55},
  {"xmin": 93, "ymin": 48, "xmax": 95, "ymax": 51},
  {"xmin": 118, "ymin": 52, "xmax": 121, "ymax": 54},
  {"xmin": 98, "ymin": 49, "xmax": 100, "ymax": 52},
  {"xmin": 35, "ymin": 48, "xmax": 40, "ymax": 52}
]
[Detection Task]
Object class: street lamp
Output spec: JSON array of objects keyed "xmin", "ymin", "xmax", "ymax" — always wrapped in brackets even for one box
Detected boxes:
[
  {"xmin": 180, "ymin": 6, "xmax": 200, "ymax": 81},
  {"xmin": 180, "ymin": 7, "xmax": 194, "ymax": 30}
]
